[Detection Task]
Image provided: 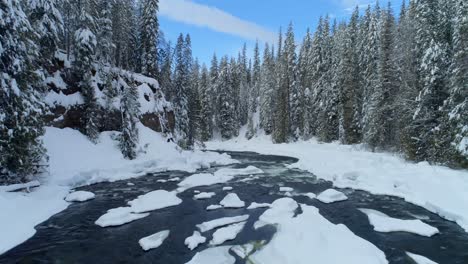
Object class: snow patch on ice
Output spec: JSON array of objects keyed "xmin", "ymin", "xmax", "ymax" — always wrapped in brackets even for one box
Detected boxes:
[
  {"xmin": 207, "ymin": 204, "xmax": 223, "ymax": 211},
  {"xmin": 359, "ymin": 209, "xmax": 439, "ymax": 237},
  {"xmin": 247, "ymin": 202, "xmax": 271, "ymax": 209},
  {"xmin": 95, "ymin": 207, "xmax": 149, "ymax": 227},
  {"xmin": 219, "ymin": 193, "xmax": 245, "ymax": 208},
  {"xmin": 196, "ymin": 215, "xmax": 249, "ymax": 233},
  {"xmin": 185, "ymin": 231, "xmax": 206, "ymax": 250},
  {"xmin": 186, "ymin": 246, "xmax": 235, "ymax": 264},
  {"xmin": 316, "ymin": 189, "xmax": 348, "ymax": 204},
  {"xmin": 65, "ymin": 191, "xmax": 95, "ymax": 202},
  {"xmin": 138, "ymin": 230, "xmax": 170, "ymax": 251},
  {"xmin": 128, "ymin": 190, "xmax": 182, "ymax": 213},
  {"xmin": 210, "ymin": 222, "xmax": 246, "ymax": 246},
  {"xmin": 194, "ymin": 192, "xmax": 216, "ymax": 200}
]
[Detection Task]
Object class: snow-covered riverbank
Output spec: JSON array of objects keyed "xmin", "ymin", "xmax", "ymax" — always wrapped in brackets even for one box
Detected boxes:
[{"xmin": 206, "ymin": 135, "xmax": 468, "ymax": 232}]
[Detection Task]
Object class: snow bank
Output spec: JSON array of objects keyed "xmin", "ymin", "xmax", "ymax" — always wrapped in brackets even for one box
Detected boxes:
[
  {"xmin": 206, "ymin": 137, "xmax": 468, "ymax": 232},
  {"xmin": 185, "ymin": 231, "xmax": 206, "ymax": 250},
  {"xmin": 138, "ymin": 230, "xmax": 170, "ymax": 251},
  {"xmin": 65, "ymin": 191, "xmax": 95, "ymax": 202},
  {"xmin": 210, "ymin": 222, "xmax": 246, "ymax": 246},
  {"xmin": 219, "ymin": 193, "xmax": 245, "ymax": 208},
  {"xmin": 196, "ymin": 215, "xmax": 249, "ymax": 233},
  {"xmin": 0, "ymin": 185, "xmax": 69, "ymax": 254},
  {"xmin": 44, "ymin": 124, "xmax": 237, "ymax": 187},
  {"xmin": 406, "ymin": 252, "xmax": 438, "ymax": 264},
  {"xmin": 316, "ymin": 189, "xmax": 348, "ymax": 204},
  {"xmin": 250, "ymin": 198, "xmax": 388, "ymax": 264},
  {"xmin": 95, "ymin": 207, "xmax": 149, "ymax": 227},
  {"xmin": 128, "ymin": 190, "xmax": 182, "ymax": 213},
  {"xmin": 186, "ymin": 246, "xmax": 235, "ymax": 264},
  {"xmin": 359, "ymin": 209, "xmax": 439, "ymax": 237}
]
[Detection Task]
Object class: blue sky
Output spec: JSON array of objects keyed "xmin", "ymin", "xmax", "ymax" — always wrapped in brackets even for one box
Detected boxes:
[{"xmin": 159, "ymin": 0, "xmax": 404, "ymax": 65}]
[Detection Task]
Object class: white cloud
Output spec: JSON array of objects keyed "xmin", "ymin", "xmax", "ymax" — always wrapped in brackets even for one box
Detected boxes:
[{"xmin": 159, "ymin": 0, "xmax": 276, "ymax": 43}]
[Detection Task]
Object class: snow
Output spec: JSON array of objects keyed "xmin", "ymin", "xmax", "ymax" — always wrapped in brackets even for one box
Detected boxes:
[
  {"xmin": 44, "ymin": 91, "xmax": 83, "ymax": 107},
  {"xmin": 304, "ymin": 192, "xmax": 316, "ymax": 199},
  {"xmin": 250, "ymin": 198, "xmax": 388, "ymax": 264},
  {"xmin": 222, "ymin": 186, "xmax": 233, "ymax": 191},
  {"xmin": 406, "ymin": 252, "xmax": 438, "ymax": 264},
  {"xmin": 247, "ymin": 202, "xmax": 271, "ymax": 209},
  {"xmin": 196, "ymin": 215, "xmax": 249, "ymax": 233},
  {"xmin": 316, "ymin": 189, "xmax": 348, "ymax": 204},
  {"xmin": 194, "ymin": 192, "xmax": 216, "ymax": 200},
  {"xmin": 214, "ymin": 166, "xmax": 263, "ymax": 178},
  {"xmin": 219, "ymin": 193, "xmax": 245, "ymax": 208},
  {"xmin": 206, "ymin": 137, "xmax": 468, "ymax": 232},
  {"xmin": 178, "ymin": 173, "xmax": 233, "ymax": 192},
  {"xmin": 186, "ymin": 246, "xmax": 235, "ymax": 264},
  {"xmin": 210, "ymin": 222, "xmax": 246, "ymax": 246},
  {"xmin": 0, "ymin": 185, "xmax": 69, "ymax": 254},
  {"xmin": 279, "ymin": 187, "xmax": 294, "ymax": 192},
  {"xmin": 128, "ymin": 190, "xmax": 182, "ymax": 213},
  {"xmin": 95, "ymin": 207, "xmax": 149, "ymax": 227},
  {"xmin": 207, "ymin": 205, "xmax": 223, "ymax": 211},
  {"xmin": 359, "ymin": 209, "xmax": 439, "ymax": 237},
  {"xmin": 0, "ymin": 181, "xmax": 40, "ymax": 192},
  {"xmin": 45, "ymin": 71, "xmax": 67, "ymax": 90},
  {"xmin": 184, "ymin": 231, "xmax": 206, "ymax": 250},
  {"xmin": 231, "ymin": 244, "xmax": 255, "ymax": 259},
  {"xmin": 65, "ymin": 191, "xmax": 95, "ymax": 202},
  {"xmin": 138, "ymin": 230, "xmax": 170, "ymax": 251}
]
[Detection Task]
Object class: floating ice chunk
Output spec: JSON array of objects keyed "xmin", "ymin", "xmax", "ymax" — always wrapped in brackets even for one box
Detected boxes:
[
  {"xmin": 280, "ymin": 187, "xmax": 293, "ymax": 192},
  {"xmin": 359, "ymin": 209, "xmax": 439, "ymax": 237},
  {"xmin": 127, "ymin": 182, "xmax": 135, "ymax": 186},
  {"xmin": 317, "ymin": 189, "xmax": 348, "ymax": 204},
  {"xmin": 406, "ymin": 252, "xmax": 438, "ymax": 264},
  {"xmin": 247, "ymin": 202, "xmax": 271, "ymax": 209},
  {"xmin": 138, "ymin": 230, "xmax": 170, "ymax": 251},
  {"xmin": 223, "ymin": 187, "xmax": 233, "ymax": 191},
  {"xmin": 197, "ymin": 215, "xmax": 249, "ymax": 232},
  {"xmin": 194, "ymin": 190, "xmax": 201, "ymax": 193},
  {"xmin": 95, "ymin": 207, "xmax": 149, "ymax": 227},
  {"xmin": 194, "ymin": 192, "xmax": 216, "ymax": 200},
  {"xmin": 186, "ymin": 246, "xmax": 235, "ymax": 264},
  {"xmin": 210, "ymin": 222, "xmax": 246, "ymax": 246},
  {"xmin": 220, "ymin": 193, "xmax": 245, "ymax": 208},
  {"xmin": 178, "ymin": 173, "xmax": 233, "ymax": 191},
  {"xmin": 304, "ymin": 192, "xmax": 316, "ymax": 199},
  {"xmin": 254, "ymin": 198, "xmax": 298, "ymax": 229},
  {"xmin": 157, "ymin": 179, "xmax": 168, "ymax": 183},
  {"xmin": 168, "ymin": 177, "xmax": 180, "ymax": 182},
  {"xmin": 128, "ymin": 190, "xmax": 182, "ymax": 213},
  {"xmin": 65, "ymin": 191, "xmax": 95, "ymax": 202},
  {"xmin": 207, "ymin": 205, "xmax": 223, "ymax": 211},
  {"xmin": 185, "ymin": 231, "xmax": 206, "ymax": 250},
  {"xmin": 250, "ymin": 200, "xmax": 388, "ymax": 264},
  {"xmin": 231, "ymin": 244, "xmax": 255, "ymax": 259}
]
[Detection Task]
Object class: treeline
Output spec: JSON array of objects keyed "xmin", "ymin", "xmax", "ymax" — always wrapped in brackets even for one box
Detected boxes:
[
  {"xmin": 174, "ymin": 0, "xmax": 466, "ymax": 168},
  {"xmin": 0, "ymin": 0, "xmax": 165, "ymax": 183}
]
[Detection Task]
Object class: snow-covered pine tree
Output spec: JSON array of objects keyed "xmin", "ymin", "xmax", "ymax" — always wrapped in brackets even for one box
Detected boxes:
[
  {"xmin": 73, "ymin": 0, "xmax": 100, "ymax": 143},
  {"xmin": 173, "ymin": 34, "xmax": 190, "ymax": 148},
  {"xmin": 284, "ymin": 23, "xmax": 301, "ymax": 140},
  {"xmin": 246, "ymin": 41, "xmax": 261, "ymax": 139},
  {"xmin": 259, "ymin": 43, "xmax": 275, "ymax": 135},
  {"xmin": 188, "ymin": 59, "xmax": 201, "ymax": 145},
  {"xmin": 199, "ymin": 65, "xmax": 213, "ymax": 141},
  {"xmin": 366, "ymin": 4, "xmax": 400, "ymax": 151},
  {"xmin": 238, "ymin": 44, "xmax": 249, "ymax": 127},
  {"xmin": 339, "ymin": 7, "xmax": 362, "ymax": 144},
  {"xmin": 273, "ymin": 28, "xmax": 290, "ymax": 143},
  {"xmin": 298, "ymin": 28, "xmax": 313, "ymax": 139},
  {"xmin": 159, "ymin": 40, "xmax": 173, "ymax": 101},
  {"xmin": 141, "ymin": 0, "xmax": 159, "ymax": 78},
  {"xmin": 119, "ymin": 76, "xmax": 141, "ymax": 160},
  {"xmin": 26, "ymin": 0, "xmax": 63, "ymax": 69},
  {"xmin": 209, "ymin": 53, "xmax": 219, "ymax": 130},
  {"xmin": 0, "ymin": 0, "xmax": 46, "ymax": 183},
  {"xmin": 217, "ymin": 57, "xmax": 236, "ymax": 139},
  {"xmin": 95, "ymin": 0, "xmax": 114, "ymax": 66}
]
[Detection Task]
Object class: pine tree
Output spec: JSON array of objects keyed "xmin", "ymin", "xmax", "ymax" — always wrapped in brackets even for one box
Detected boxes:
[
  {"xmin": 0, "ymin": 0, "xmax": 46, "ymax": 183},
  {"xmin": 284, "ymin": 23, "xmax": 301, "ymax": 140},
  {"xmin": 173, "ymin": 34, "xmax": 190, "ymax": 148},
  {"xmin": 160, "ymin": 40, "xmax": 173, "ymax": 101},
  {"xmin": 141, "ymin": 0, "xmax": 159, "ymax": 78},
  {"xmin": 199, "ymin": 65, "xmax": 213, "ymax": 141},
  {"xmin": 246, "ymin": 41, "xmax": 261, "ymax": 139},
  {"xmin": 298, "ymin": 28, "xmax": 313, "ymax": 139},
  {"xmin": 96, "ymin": 0, "xmax": 113, "ymax": 65},
  {"xmin": 217, "ymin": 57, "xmax": 236, "ymax": 139},
  {"xmin": 74, "ymin": 0, "xmax": 99, "ymax": 143},
  {"xmin": 259, "ymin": 43, "xmax": 275, "ymax": 135},
  {"xmin": 188, "ymin": 59, "xmax": 201, "ymax": 145},
  {"xmin": 119, "ymin": 77, "xmax": 141, "ymax": 160}
]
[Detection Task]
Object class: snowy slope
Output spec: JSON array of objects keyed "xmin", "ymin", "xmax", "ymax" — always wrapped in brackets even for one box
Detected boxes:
[{"xmin": 206, "ymin": 135, "xmax": 468, "ymax": 232}]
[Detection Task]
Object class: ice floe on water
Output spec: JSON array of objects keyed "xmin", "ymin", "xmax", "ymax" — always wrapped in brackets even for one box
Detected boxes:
[
  {"xmin": 247, "ymin": 202, "xmax": 271, "ymax": 209},
  {"xmin": 406, "ymin": 252, "xmax": 438, "ymax": 264},
  {"xmin": 210, "ymin": 222, "xmax": 246, "ymax": 246},
  {"xmin": 359, "ymin": 209, "xmax": 439, "ymax": 237},
  {"xmin": 194, "ymin": 192, "xmax": 216, "ymax": 200},
  {"xmin": 219, "ymin": 193, "xmax": 245, "ymax": 208},
  {"xmin": 206, "ymin": 204, "xmax": 223, "ymax": 211},
  {"xmin": 231, "ymin": 244, "xmax": 255, "ymax": 259},
  {"xmin": 316, "ymin": 189, "xmax": 348, "ymax": 203},
  {"xmin": 303, "ymin": 192, "xmax": 316, "ymax": 199},
  {"xmin": 186, "ymin": 246, "xmax": 235, "ymax": 264},
  {"xmin": 250, "ymin": 198, "xmax": 388, "ymax": 264},
  {"xmin": 214, "ymin": 166, "xmax": 263, "ymax": 178},
  {"xmin": 279, "ymin": 187, "xmax": 294, "ymax": 192},
  {"xmin": 128, "ymin": 190, "xmax": 182, "ymax": 213},
  {"xmin": 196, "ymin": 215, "xmax": 249, "ymax": 232},
  {"xmin": 65, "ymin": 191, "xmax": 95, "ymax": 202},
  {"xmin": 222, "ymin": 186, "xmax": 233, "ymax": 191},
  {"xmin": 138, "ymin": 230, "xmax": 170, "ymax": 251},
  {"xmin": 185, "ymin": 231, "xmax": 206, "ymax": 250},
  {"xmin": 95, "ymin": 207, "xmax": 149, "ymax": 227}
]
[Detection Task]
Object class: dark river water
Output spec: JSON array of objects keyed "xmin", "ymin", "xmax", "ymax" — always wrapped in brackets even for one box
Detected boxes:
[{"xmin": 1, "ymin": 151, "xmax": 468, "ymax": 264}]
